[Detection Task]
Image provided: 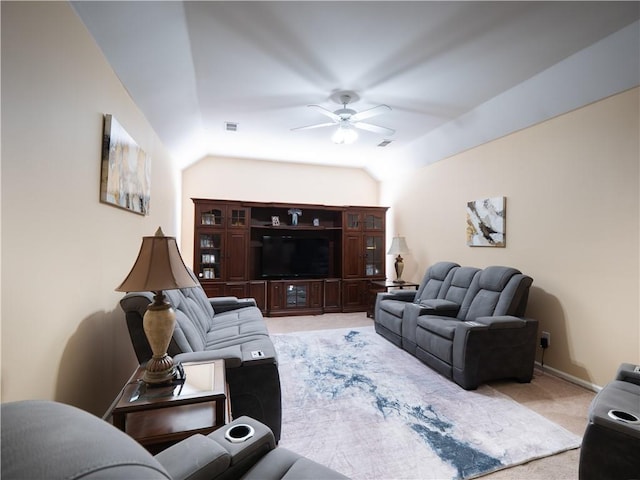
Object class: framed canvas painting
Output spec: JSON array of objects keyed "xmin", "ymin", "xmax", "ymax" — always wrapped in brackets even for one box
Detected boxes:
[
  {"xmin": 100, "ymin": 114, "xmax": 151, "ymax": 215},
  {"xmin": 466, "ymin": 196, "xmax": 506, "ymax": 247}
]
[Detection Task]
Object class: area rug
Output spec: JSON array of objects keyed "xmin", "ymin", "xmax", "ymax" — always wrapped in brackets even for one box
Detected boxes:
[{"xmin": 272, "ymin": 326, "xmax": 581, "ymax": 480}]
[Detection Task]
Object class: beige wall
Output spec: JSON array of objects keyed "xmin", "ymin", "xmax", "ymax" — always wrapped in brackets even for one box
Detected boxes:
[
  {"xmin": 381, "ymin": 88, "xmax": 640, "ymax": 388},
  {"xmin": 1, "ymin": 2, "xmax": 181, "ymax": 414},
  {"xmin": 180, "ymin": 157, "xmax": 379, "ymax": 267}
]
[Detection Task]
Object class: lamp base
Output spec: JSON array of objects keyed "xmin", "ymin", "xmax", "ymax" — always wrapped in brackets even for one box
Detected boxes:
[
  {"xmin": 142, "ymin": 292, "xmax": 177, "ymax": 385},
  {"xmin": 394, "ymin": 254, "xmax": 405, "ymax": 284},
  {"xmin": 143, "ymin": 354, "xmax": 176, "ymax": 384}
]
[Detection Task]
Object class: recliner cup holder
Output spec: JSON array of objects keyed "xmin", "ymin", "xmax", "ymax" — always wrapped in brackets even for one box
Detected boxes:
[
  {"xmin": 225, "ymin": 424, "xmax": 255, "ymax": 443},
  {"xmin": 607, "ymin": 409, "xmax": 640, "ymax": 424}
]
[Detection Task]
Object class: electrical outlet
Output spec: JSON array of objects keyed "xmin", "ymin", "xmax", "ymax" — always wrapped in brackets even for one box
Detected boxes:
[{"xmin": 541, "ymin": 331, "xmax": 551, "ymax": 348}]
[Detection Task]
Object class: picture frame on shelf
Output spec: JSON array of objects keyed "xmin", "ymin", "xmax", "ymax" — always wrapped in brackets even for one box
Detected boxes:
[{"xmin": 271, "ymin": 216, "xmax": 280, "ymax": 226}]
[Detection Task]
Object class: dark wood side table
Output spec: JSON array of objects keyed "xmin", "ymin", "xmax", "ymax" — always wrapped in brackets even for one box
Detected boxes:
[
  {"xmin": 367, "ymin": 280, "xmax": 420, "ymax": 318},
  {"xmin": 104, "ymin": 359, "xmax": 229, "ymax": 453}
]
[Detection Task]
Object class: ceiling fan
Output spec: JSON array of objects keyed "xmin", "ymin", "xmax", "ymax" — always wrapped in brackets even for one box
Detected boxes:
[{"xmin": 292, "ymin": 91, "xmax": 395, "ymax": 144}]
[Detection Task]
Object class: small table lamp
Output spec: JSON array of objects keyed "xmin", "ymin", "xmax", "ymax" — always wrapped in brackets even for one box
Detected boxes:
[
  {"xmin": 387, "ymin": 235, "xmax": 410, "ymax": 284},
  {"xmin": 116, "ymin": 227, "xmax": 198, "ymax": 384}
]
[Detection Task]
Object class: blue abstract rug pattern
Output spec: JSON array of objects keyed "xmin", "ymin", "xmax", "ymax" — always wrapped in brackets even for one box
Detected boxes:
[{"xmin": 273, "ymin": 326, "xmax": 581, "ymax": 480}]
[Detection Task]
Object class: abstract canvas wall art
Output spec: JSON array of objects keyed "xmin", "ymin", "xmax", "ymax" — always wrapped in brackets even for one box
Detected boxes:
[
  {"xmin": 466, "ymin": 197, "xmax": 505, "ymax": 247},
  {"xmin": 100, "ymin": 114, "xmax": 151, "ymax": 215}
]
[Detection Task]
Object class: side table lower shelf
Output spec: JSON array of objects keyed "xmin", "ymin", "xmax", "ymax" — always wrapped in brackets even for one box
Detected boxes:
[
  {"xmin": 105, "ymin": 359, "xmax": 230, "ymax": 453},
  {"xmin": 123, "ymin": 402, "xmax": 226, "ymax": 450}
]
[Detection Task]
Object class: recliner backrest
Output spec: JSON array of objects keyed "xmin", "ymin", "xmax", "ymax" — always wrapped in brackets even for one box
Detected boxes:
[
  {"xmin": 414, "ymin": 261, "xmax": 460, "ymax": 302},
  {"xmin": 164, "ymin": 287, "xmax": 214, "ymax": 353},
  {"xmin": 458, "ymin": 266, "xmax": 533, "ymax": 320},
  {"xmin": 438, "ymin": 266, "xmax": 481, "ymax": 304},
  {"xmin": 2, "ymin": 400, "xmax": 171, "ymax": 479}
]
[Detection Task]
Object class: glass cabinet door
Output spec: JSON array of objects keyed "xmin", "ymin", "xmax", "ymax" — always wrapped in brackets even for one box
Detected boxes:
[
  {"xmin": 364, "ymin": 212, "xmax": 384, "ymax": 231},
  {"xmin": 200, "ymin": 208, "xmax": 223, "ymax": 227},
  {"xmin": 229, "ymin": 207, "xmax": 248, "ymax": 228},
  {"xmin": 198, "ymin": 232, "xmax": 222, "ymax": 279},
  {"xmin": 364, "ymin": 234, "xmax": 384, "ymax": 277},
  {"xmin": 286, "ymin": 284, "xmax": 308, "ymax": 308},
  {"xmin": 345, "ymin": 212, "xmax": 361, "ymax": 230}
]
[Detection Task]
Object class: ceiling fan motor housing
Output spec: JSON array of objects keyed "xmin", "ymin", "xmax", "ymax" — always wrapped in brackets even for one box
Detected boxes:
[{"xmin": 336, "ymin": 108, "xmax": 357, "ymax": 119}]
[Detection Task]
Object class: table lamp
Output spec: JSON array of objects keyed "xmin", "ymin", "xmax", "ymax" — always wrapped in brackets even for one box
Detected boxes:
[
  {"xmin": 116, "ymin": 227, "xmax": 198, "ymax": 384},
  {"xmin": 387, "ymin": 235, "xmax": 410, "ymax": 284}
]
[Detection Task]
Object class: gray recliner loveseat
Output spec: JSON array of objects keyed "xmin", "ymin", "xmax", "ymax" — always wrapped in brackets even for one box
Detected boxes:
[
  {"xmin": 375, "ymin": 263, "xmax": 537, "ymax": 390},
  {"xmin": 1, "ymin": 400, "xmax": 348, "ymax": 480},
  {"xmin": 120, "ymin": 277, "xmax": 282, "ymax": 441}
]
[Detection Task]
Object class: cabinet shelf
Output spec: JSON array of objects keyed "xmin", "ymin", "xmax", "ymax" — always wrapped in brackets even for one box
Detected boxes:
[{"xmin": 251, "ymin": 224, "xmax": 340, "ymax": 231}]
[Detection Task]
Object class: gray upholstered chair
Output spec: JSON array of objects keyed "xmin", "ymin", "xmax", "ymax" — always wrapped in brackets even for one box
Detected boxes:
[
  {"xmin": 579, "ymin": 363, "xmax": 640, "ymax": 480},
  {"xmin": 1, "ymin": 400, "xmax": 348, "ymax": 480},
  {"xmin": 415, "ymin": 266, "xmax": 536, "ymax": 389},
  {"xmin": 374, "ymin": 261, "xmax": 459, "ymax": 347}
]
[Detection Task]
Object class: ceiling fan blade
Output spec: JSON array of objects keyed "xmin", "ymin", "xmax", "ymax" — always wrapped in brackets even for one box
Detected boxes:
[
  {"xmin": 350, "ymin": 104, "xmax": 391, "ymax": 122},
  {"xmin": 353, "ymin": 122, "xmax": 395, "ymax": 136},
  {"xmin": 291, "ymin": 122, "xmax": 336, "ymax": 132},
  {"xmin": 308, "ymin": 104, "xmax": 341, "ymax": 122}
]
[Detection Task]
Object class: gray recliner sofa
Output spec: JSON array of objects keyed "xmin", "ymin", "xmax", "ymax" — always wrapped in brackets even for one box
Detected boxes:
[
  {"xmin": 1, "ymin": 400, "xmax": 348, "ymax": 480},
  {"xmin": 375, "ymin": 263, "xmax": 537, "ymax": 390},
  {"xmin": 120, "ymin": 280, "xmax": 282, "ymax": 441}
]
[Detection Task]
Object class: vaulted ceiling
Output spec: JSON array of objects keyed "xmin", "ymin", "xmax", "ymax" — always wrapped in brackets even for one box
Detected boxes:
[{"xmin": 72, "ymin": 1, "xmax": 640, "ymax": 180}]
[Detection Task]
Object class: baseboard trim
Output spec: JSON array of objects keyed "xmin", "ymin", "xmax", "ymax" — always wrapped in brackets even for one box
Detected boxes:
[{"xmin": 535, "ymin": 362, "xmax": 602, "ymax": 392}]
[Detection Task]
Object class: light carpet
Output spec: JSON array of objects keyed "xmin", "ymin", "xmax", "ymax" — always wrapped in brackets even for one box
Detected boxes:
[{"xmin": 272, "ymin": 326, "xmax": 581, "ymax": 480}]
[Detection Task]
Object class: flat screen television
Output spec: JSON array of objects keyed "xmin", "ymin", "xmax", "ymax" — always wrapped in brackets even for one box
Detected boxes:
[{"xmin": 261, "ymin": 235, "xmax": 329, "ymax": 279}]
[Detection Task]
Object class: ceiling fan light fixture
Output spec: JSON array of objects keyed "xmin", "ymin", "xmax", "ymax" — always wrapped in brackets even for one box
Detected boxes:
[{"xmin": 332, "ymin": 125, "xmax": 358, "ymax": 144}]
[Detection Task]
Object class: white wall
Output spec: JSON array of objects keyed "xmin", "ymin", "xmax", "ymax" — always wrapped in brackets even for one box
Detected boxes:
[
  {"xmin": 381, "ymin": 88, "xmax": 639, "ymax": 388},
  {"xmin": 180, "ymin": 156, "xmax": 379, "ymax": 267},
  {"xmin": 1, "ymin": 2, "xmax": 180, "ymax": 414}
]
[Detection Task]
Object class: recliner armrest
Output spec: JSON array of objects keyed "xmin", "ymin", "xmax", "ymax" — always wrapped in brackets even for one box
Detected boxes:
[
  {"xmin": 474, "ymin": 315, "xmax": 527, "ymax": 329},
  {"xmin": 616, "ymin": 363, "xmax": 640, "ymax": 386},
  {"xmin": 419, "ymin": 299, "xmax": 460, "ymax": 316},
  {"xmin": 210, "ymin": 297, "xmax": 257, "ymax": 313},
  {"xmin": 155, "ymin": 433, "xmax": 231, "ymax": 480},
  {"xmin": 206, "ymin": 416, "xmax": 276, "ymax": 479},
  {"xmin": 174, "ymin": 349, "xmax": 243, "ymax": 368},
  {"xmin": 378, "ymin": 290, "xmax": 416, "ymax": 302}
]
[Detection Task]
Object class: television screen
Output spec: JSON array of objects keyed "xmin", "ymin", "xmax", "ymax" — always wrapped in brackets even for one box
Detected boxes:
[{"xmin": 261, "ymin": 236, "xmax": 329, "ymax": 279}]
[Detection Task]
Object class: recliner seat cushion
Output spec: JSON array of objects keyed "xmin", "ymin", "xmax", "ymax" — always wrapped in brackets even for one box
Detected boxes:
[
  {"xmin": 379, "ymin": 299, "xmax": 412, "ymax": 316},
  {"xmin": 417, "ymin": 316, "xmax": 458, "ymax": 340}
]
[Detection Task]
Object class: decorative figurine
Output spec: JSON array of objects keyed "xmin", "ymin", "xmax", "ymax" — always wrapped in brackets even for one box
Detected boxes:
[{"xmin": 288, "ymin": 208, "xmax": 302, "ymax": 226}]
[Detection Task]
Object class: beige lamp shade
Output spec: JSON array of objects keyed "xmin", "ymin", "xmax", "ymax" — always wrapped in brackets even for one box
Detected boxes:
[
  {"xmin": 387, "ymin": 236, "xmax": 410, "ymax": 256},
  {"xmin": 116, "ymin": 227, "xmax": 197, "ymax": 293}
]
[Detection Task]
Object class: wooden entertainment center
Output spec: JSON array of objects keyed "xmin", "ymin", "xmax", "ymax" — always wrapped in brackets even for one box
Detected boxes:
[{"xmin": 192, "ymin": 198, "xmax": 388, "ymax": 316}]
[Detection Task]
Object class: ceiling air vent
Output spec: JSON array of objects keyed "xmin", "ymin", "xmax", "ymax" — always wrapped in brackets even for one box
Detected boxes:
[
  {"xmin": 225, "ymin": 122, "xmax": 238, "ymax": 132},
  {"xmin": 377, "ymin": 139, "xmax": 393, "ymax": 147}
]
